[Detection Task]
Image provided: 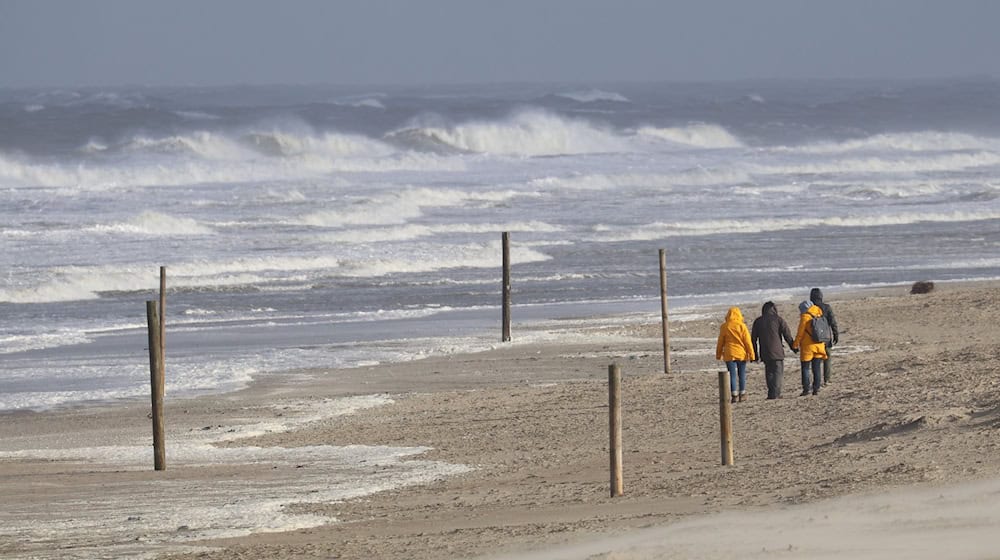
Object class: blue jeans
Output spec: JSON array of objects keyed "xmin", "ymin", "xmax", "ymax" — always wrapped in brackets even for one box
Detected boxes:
[
  {"xmin": 801, "ymin": 358, "xmax": 823, "ymax": 393},
  {"xmin": 726, "ymin": 360, "xmax": 747, "ymax": 394}
]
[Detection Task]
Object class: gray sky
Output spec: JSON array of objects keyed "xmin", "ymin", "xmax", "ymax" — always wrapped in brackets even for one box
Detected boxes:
[{"xmin": 2, "ymin": 0, "xmax": 999, "ymax": 88}]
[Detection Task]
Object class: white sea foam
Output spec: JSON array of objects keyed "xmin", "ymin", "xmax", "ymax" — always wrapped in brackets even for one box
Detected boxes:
[
  {"xmin": 0, "ymin": 330, "xmax": 92, "ymax": 354},
  {"xmin": 0, "ymin": 395, "xmax": 474, "ymax": 554}
]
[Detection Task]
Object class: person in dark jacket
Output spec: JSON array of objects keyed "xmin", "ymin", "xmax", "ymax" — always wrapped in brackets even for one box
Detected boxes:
[
  {"xmin": 751, "ymin": 301, "xmax": 796, "ymax": 399},
  {"xmin": 809, "ymin": 288, "xmax": 840, "ymax": 385}
]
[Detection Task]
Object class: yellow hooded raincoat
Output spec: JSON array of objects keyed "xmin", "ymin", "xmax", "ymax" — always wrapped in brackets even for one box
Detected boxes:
[
  {"xmin": 793, "ymin": 304, "xmax": 829, "ymax": 362},
  {"xmin": 716, "ymin": 307, "xmax": 755, "ymax": 362}
]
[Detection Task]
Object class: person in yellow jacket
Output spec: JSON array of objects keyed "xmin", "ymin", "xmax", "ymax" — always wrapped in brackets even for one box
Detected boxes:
[
  {"xmin": 716, "ymin": 307, "xmax": 756, "ymax": 403},
  {"xmin": 792, "ymin": 300, "xmax": 828, "ymax": 396}
]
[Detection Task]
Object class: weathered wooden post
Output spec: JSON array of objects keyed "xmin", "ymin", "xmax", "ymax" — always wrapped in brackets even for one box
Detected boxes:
[
  {"xmin": 658, "ymin": 249, "xmax": 671, "ymax": 374},
  {"xmin": 146, "ymin": 301, "xmax": 166, "ymax": 471},
  {"xmin": 609, "ymin": 364, "xmax": 624, "ymax": 497},
  {"xmin": 718, "ymin": 371, "xmax": 734, "ymax": 466},
  {"xmin": 158, "ymin": 266, "xmax": 166, "ymax": 400},
  {"xmin": 501, "ymin": 231, "xmax": 511, "ymax": 342}
]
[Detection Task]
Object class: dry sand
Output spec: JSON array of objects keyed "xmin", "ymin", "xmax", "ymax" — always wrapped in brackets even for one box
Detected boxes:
[{"xmin": 2, "ymin": 281, "xmax": 999, "ymax": 559}]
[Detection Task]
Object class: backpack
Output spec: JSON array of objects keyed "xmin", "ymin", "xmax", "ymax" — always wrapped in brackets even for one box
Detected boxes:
[{"xmin": 809, "ymin": 313, "xmax": 833, "ymax": 344}]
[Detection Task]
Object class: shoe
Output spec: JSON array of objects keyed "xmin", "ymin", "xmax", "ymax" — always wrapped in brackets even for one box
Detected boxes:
[
  {"xmin": 812, "ymin": 389, "xmax": 819, "ymax": 395},
  {"xmin": 738, "ymin": 393, "xmax": 746, "ymax": 402},
  {"xmin": 800, "ymin": 390, "xmax": 810, "ymax": 396}
]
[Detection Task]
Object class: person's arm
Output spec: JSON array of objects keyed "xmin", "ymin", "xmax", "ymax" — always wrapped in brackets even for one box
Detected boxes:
[
  {"xmin": 716, "ymin": 327, "xmax": 724, "ymax": 361},
  {"xmin": 780, "ymin": 318, "xmax": 795, "ymax": 348},
  {"xmin": 742, "ymin": 324, "xmax": 755, "ymax": 362},
  {"xmin": 827, "ymin": 305, "xmax": 839, "ymax": 345},
  {"xmin": 792, "ymin": 315, "xmax": 807, "ymax": 351},
  {"xmin": 751, "ymin": 319, "xmax": 761, "ymax": 361}
]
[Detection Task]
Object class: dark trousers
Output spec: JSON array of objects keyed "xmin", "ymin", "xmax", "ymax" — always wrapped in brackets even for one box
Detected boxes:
[
  {"xmin": 801, "ymin": 358, "xmax": 823, "ymax": 394},
  {"xmin": 822, "ymin": 347, "xmax": 832, "ymax": 383},
  {"xmin": 763, "ymin": 359, "xmax": 784, "ymax": 399}
]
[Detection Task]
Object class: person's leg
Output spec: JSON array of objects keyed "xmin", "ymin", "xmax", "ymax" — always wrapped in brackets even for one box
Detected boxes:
[
  {"xmin": 737, "ymin": 360, "xmax": 747, "ymax": 400},
  {"xmin": 764, "ymin": 360, "xmax": 777, "ymax": 399},
  {"xmin": 726, "ymin": 361, "xmax": 738, "ymax": 401},
  {"xmin": 811, "ymin": 358, "xmax": 823, "ymax": 394},
  {"xmin": 774, "ymin": 359, "xmax": 784, "ymax": 398},
  {"xmin": 800, "ymin": 361, "xmax": 811, "ymax": 396},
  {"xmin": 823, "ymin": 347, "xmax": 832, "ymax": 385}
]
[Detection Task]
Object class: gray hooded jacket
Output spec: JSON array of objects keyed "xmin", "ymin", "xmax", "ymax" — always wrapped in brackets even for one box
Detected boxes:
[{"xmin": 809, "ymin": 288, "xmax": 840, "ymax": 345}]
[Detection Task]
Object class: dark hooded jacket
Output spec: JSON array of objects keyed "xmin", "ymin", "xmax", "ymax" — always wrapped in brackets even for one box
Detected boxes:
[
  {"xmin": 751, "ymin": 302, "xmax": 795, "ymax": 362},
  {"xmin": 809, "ymin": 288, "xmax": 840, "ymax": 345}
]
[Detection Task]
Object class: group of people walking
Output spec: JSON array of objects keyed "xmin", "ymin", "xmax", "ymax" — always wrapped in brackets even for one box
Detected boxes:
[{"xmin": 715, "ymin": 288, "xmax": 840, "ymax": 402}]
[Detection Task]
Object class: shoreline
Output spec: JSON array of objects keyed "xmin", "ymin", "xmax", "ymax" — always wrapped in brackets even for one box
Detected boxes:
[{"xmin": 2, "ymin": 279, "xmax": 999, "ymax": 558}]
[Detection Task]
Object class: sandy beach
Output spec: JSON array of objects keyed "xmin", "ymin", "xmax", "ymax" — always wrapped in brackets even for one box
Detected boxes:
[{"xmin": 2, "ymin": 281, "xmax": 1000, "ymax": 559}]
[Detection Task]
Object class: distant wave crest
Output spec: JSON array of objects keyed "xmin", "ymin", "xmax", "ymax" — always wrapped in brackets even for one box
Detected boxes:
[{"xmin": 555, "ymin": 89, "xmax": 631, "ymax": 104}]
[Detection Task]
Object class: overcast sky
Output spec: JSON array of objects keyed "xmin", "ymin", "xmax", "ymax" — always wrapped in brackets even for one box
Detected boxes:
[{"xmin": 2, "ymin": 0, "xmax": 999, "ymax": 88}]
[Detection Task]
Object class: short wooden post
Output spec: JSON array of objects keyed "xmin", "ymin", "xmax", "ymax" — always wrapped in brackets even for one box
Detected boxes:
[
  {"xmin": 658, "ymin": 249, "xmax": 671, "ymax": 374},
  {"xmin": 146, "ymin": 301, "xmax": 166, "ymax": 471},
  {"xmin": 609, "ymin": 364, "xmax": 624, "ymax": 497},
  {"xmin": 718, "ymin": 371, "xmax": 734, "ymax": 466},
  {"xmin": 501, "ymin": 231, "xmax": 511, "ymax": 342},
  {"xmin": 158, "ymin": 266, "xmax": 166, "ymax": 400}
]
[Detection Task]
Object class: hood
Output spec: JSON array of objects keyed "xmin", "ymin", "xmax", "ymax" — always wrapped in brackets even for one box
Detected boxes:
[
  {"xmin": 810, "ymin": 288, "xmax": 824, "ymax": 304},
  {"xmin": 725, "ymin": 307, "xmax": 744, "ymax": 323},
  {"xmin": 761, "ymin": 301, "xmax": 777, "ymax": 315},
  {"xmin": 799, "ymin": 300, "xmax": 813, "ymax": 314}
]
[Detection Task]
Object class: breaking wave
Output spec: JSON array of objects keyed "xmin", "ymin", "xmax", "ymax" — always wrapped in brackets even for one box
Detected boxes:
[
  {"xmin": 88, "ymin": 211, "xmax": 213, "ymax": 236},
  {"xmin": 592, "ymin": 209, "xmax": 1000, "ymax": 242},
  {"xmin": 637, "ymin": 123, "xmax": 744, "ymax": 148},
  {"xmin": 786, "ymin": 131, "xmax": 1000, "ymax": 154},
  {"xmin": 0, "ymin": 242, "xmax": 552, "ymax": 304},
  {"xmin": 386, "ymin": 109, "xmax": 629, "ymax": 156},
  {"xmin": 298, "ymin": 188, "xmax": 523, "ymax": 228}
]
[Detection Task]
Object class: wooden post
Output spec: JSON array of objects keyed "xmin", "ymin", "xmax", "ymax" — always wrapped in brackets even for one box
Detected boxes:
[
  {"xmin": 146, "ymin": 301, "xmax": 166, "ymax": 471},
  {"xmin": 501, "ymin": 231, "xmax": 511, "ymax": 342},
  {"xmin": 609, "ymin": 364, "xmax": 624, "ymax": 497},
  {"xmin": 158, "ymin": 266, "xmax": 166, "ymax": 401},
  {"xmin": 658, "ymin": 249, "xmax": 671, "ymax": 374},
  {"xmin": 718, "ymin": 371, "xmax": 734, "ymax": 466}
]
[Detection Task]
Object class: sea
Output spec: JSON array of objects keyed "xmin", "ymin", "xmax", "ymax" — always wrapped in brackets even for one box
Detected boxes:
[{"xmin": 3, "ymin": 79, "xmax": 1000, "ymax": 412}]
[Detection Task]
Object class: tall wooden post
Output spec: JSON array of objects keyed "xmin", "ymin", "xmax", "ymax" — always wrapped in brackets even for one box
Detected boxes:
[
  {"xmin": 658, "ymin": 249, "xmax": 671, "ymax": 374},
  {"xmin": 158, "ymin": 266, "xmax": 166, "ymax": 400},
  {"xmin": 609, "ymin": 364, "xmax": 624, "ymax": 497},
  {"xmin": 146, "ymin": 301, "xmax": 166, "ymax": 471},
  {"xmin": 718, "ymin": 371, "xmax": 734, "ymax": 466},
  {"xmin": 501, "ymin": 231, "xmax": 511, "ymax": 342}
]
